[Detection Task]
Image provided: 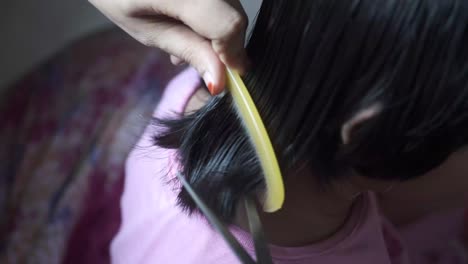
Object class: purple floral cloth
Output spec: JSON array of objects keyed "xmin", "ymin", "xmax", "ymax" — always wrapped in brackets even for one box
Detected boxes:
[{"xmin": 0, "ymin": 28, "xmax": 182, "ymax": 264}]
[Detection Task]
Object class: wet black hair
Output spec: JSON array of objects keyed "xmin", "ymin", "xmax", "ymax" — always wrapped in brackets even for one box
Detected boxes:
[{"xmin": 154, "ymin": 0, "xmax": 468, "ymax": 222}]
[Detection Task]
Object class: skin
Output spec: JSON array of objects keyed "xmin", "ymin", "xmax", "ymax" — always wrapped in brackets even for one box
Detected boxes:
[
  {"xmin": 89, "ymin": 0, "xmax": 250, "ymax": 95},
  {"xmin": 186, "ymin": 88, "xmax": 468, "ymax": 246},
  {"xmin": 379, "ymin": 148, "xmax": 468, "ymax": 226}
]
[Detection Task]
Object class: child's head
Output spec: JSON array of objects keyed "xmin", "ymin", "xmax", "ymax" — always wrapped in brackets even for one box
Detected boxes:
[{"xmin": 155, "ymin": 0, "xmax": 468, "ymax": 221}]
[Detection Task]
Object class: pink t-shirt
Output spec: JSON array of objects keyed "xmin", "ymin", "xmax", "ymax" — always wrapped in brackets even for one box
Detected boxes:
[{"xmin": 111, "ymin": 68, "xmax": 466, "ymax": 264}]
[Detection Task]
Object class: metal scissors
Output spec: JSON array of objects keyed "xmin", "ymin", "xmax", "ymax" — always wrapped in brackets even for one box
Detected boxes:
[
  {"xmin": 176, "ymin": 69, "xmax": 285, "ymax": 263},
  {"xmin": 176, "ymin": 172, "xmax": 274, "ymax": 264}
]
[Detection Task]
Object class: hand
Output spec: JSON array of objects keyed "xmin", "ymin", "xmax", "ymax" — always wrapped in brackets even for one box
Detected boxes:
[{"xmin": 89, "ymin": 0, "xmax": 250, "ymax": 95}]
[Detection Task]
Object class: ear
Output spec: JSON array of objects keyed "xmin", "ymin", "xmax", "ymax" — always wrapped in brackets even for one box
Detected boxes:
[{"xmin": 341, "ymin": 103, "xmax": 382, "ymax": 144}]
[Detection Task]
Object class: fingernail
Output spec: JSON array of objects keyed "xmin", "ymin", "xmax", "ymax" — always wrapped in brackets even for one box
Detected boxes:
[
  {"xmin": 207, "ymin": 82, "xmax": 215, "ymax": 95},
  {"xmin": 203, "ymin": 72, "xmax": 216, "ymax": 95}
]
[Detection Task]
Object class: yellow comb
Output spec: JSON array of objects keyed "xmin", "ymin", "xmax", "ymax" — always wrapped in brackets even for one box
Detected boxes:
[{"xmin": 226, "ymin": 68, "xmax": 285, "ymax": 212}]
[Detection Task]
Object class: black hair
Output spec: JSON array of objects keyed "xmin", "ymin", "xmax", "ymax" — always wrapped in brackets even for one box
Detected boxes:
[{"xmin": 154, "ymin": 0, "xmax": 468, "ymax": 222}]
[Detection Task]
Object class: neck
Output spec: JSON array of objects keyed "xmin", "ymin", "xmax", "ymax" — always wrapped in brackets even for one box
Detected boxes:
[{"xmin": 236, "ymin": 167, "xmax": 357, "ymax": 247}]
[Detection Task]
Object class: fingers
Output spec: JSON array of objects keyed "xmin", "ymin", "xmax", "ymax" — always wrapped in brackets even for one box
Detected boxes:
[
  {"xmin": 149, "ymin": 0, "xmax": 250, "ymax": 74},
  {"xmin": 170, "ymin": 55, "xmax": 185, "ymax": 65},
  {"xmin": 141, "ymin": 20, "xmax": 226, "ymax": 95},
  {"xmin": 95, "ymin": 0, "xmax": 250, "ymax": 94},
  {"xmin": 213, "ymin": 0, "xmax": 250, "ymax": 74}
]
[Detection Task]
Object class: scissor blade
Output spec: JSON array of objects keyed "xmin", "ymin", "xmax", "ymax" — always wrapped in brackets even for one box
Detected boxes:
[
  {"xmin": 244, "ymin": 197, "xmax": 274, "ymax": 264},
  {"xmin": 176, "ymin": 173, "xmax": 256, "ymax": 264}
]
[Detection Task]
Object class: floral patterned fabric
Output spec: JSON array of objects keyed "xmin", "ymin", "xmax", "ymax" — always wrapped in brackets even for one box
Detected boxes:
[{"xmin": 0, "ymin": 28, "xmax": 182, "ymax": 264}]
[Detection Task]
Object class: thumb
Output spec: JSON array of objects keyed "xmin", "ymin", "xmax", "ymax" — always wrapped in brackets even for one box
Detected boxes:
[{"xmin": 144, "ymin": 22, "xmax": 226, "ymax": 95}]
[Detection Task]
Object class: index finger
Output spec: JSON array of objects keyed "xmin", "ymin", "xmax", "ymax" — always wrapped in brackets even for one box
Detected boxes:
[{"xmin": 153, "ymin": 0, "xmax": 249, "ymax": 72}]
